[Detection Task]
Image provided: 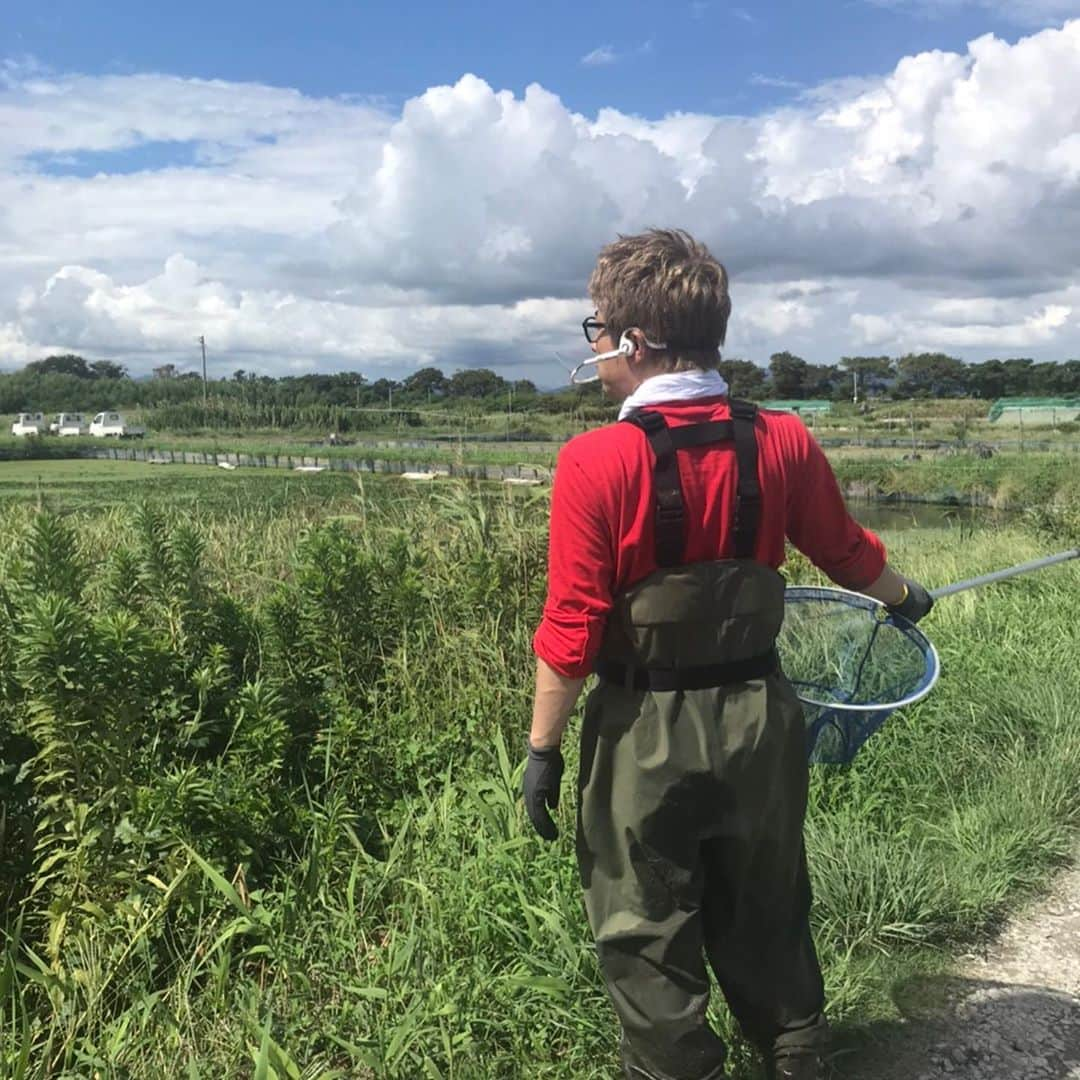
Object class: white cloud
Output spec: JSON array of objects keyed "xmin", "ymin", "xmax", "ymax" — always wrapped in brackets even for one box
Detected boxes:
[
  {"xmin": 11, "ymin": 255, "xmax": 586, "ymax": 377},
  {"xmin": 2, "ymin": 21, "xmax": 1080, "ymax": 378},
  {"xmin": 850, "ymin": 313, "xmax": 898, "ymax": 346},
  {"xmin": 0, "ymin": 70, "xmax": 382, "ymax": 166},
  {"xmin": 850, "ymin": 292, "xmax": 1077, "ymax": 350},
  {"xmin": 580, "ymin": 46, "xmax": 618, "ymax": 67},
  {"xmin": 0, "ymin": 321, "xmax": 33, "ymax": 366},
  {"xmin": 749, "ymin": 74, "xmax": 804, "ymax": 89},
  {"xmin": 735, "ymin": 281, "xmax": 824, "ymax": 339},
  {"xmin": 579, "ymin": 42, "xmax": 653, "ymax": 67}
]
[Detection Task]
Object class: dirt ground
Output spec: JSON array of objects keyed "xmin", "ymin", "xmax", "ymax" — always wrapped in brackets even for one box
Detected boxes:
[{"xmin": 833, "ymin": 860, "xmax": 1080, "ymax": 1079}]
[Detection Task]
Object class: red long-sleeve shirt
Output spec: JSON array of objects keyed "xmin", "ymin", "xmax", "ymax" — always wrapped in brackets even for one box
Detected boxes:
[{"xmin": 532, "ymin": 397, "xmax": 888, "ymax": 678}]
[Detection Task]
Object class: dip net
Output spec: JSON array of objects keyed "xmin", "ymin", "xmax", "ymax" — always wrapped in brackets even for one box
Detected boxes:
[{"xmin": 778, "ymin": 587, "xmax": 940, "ymax": 765}]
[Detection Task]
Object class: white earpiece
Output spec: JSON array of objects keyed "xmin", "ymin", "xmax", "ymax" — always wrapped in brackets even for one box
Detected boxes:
[{"xmin": 569, "ymin": 328, "xmax": 665, "ymax": 384}]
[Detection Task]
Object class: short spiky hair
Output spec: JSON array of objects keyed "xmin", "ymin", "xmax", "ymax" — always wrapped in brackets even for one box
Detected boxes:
[{"xmin": 588, "ymin": 228, "xmax": 731, "ymax": 371}]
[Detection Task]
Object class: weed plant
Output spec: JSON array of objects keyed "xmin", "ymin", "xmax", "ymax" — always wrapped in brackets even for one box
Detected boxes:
[{"xmin": 0, "ymin": 478, "xmax": 1078, "ymax": 1077}]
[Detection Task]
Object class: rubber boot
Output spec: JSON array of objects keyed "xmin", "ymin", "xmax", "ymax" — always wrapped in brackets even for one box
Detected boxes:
[
  {"xmin": 765, "ymin": 1051, "xmax": 823, "ymax": 1080},
  {"xmin": 622, "ymin": 1059, "xmax": 726, "ymax": 1079},
  {"xmin": 620, "ymin": 1037, "xmax": 728, "ymax": 1080}
]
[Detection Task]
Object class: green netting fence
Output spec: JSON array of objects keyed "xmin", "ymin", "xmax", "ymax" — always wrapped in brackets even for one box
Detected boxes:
[{"xmin": 988, "ymin": 397, "xmax": 1080, "ymax": 423}]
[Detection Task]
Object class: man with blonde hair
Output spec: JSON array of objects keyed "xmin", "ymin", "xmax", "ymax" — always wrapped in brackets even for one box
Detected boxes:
[{"xmin": 523, "ymin": 229, "xmax": 932, "ymax": 1079}]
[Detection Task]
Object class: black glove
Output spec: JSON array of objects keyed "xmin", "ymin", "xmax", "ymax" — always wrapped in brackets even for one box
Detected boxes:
[
  {"xmin": 523, "ymin": 741, "xmax": 564, "ymax": 842},
  {"xmin": 888, "ymin": 576, "xmax": 934, "ymax": 624}
]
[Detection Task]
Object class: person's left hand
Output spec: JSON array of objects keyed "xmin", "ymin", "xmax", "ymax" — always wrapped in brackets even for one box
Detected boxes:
[{"xmin": 523, "ymin": 742, "xmax": 564, "ymax": 841}]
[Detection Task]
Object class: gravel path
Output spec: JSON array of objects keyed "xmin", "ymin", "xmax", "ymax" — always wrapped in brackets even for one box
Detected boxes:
[{"xmin": 835, "ymin": 860, "xmax": 1080, "ymax": 1079}]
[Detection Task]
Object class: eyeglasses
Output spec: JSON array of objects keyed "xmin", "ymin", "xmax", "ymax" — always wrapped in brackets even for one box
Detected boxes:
[{"xmin": 582, "ymin": 315, "xmax": 606, "ymax": 344}]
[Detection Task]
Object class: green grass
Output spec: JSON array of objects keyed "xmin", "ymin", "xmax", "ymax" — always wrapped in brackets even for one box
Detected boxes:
[
  {"xmin": 831, "ymin": 450, "xmax": 1080, "ymax": 509},
  {"xmin": 0, "ymin": 459, "xmax": 365, "ymax": 518},
  {"xmin": 0, "ymin": 459, "xmax": 216, "ymax": 483},
  {"xmin": 0, "ymin": 432, "xmax": 564, "ymax": 471},
  {"xmin": 0, "ymin": 475, "xmax": 1078, "ymax": 1078},
  {"xmin": 5, "ymin": 418, "xmax": 1080, "ymax": 511}
]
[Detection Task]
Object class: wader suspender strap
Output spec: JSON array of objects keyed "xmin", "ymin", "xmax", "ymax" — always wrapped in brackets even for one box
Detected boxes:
[
  {"xmin": 622, "ymin": 401, "xmax": 761, "ymax": 565},
  {"xmin": 624, "ymin": 410, "xmax": 682, "ymax": 567},
  {"xmin": 729, "ymin": 399, "xmax": 761, "ymax": 560},
  {"xmin": 600, "ymin": 401, "xmax": 776, "ymax": 691}
]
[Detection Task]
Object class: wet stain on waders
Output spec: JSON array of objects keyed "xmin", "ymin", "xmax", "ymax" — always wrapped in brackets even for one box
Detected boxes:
[{"xmin": 626, "ymin": 773, "xmax": 736, "ymax": 919}]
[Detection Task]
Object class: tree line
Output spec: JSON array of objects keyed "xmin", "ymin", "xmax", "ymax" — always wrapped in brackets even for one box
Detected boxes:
[
  {"xmin": 0, "ymin": 354, "xmax": 546, "ymax": 417},
  {"xmin": 2, "ymin": 352, "xmax": 1079, "ymax": 425},
  {"xmin": 719, "ymin": 352, "xmax": 1080, "ymax": 401}
]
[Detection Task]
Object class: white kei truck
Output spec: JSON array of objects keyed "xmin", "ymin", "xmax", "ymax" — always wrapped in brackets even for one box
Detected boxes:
[
  {"xmin": 11, "ymin": 412, "xmax": 47, "ymax": 436},
  {"xmin": 89, "ymin": 412, "xmax": 146, "ymax": 438},
  {"xmin": 50, "ymin": 412, "xmax": 90, "ymax": 436}
]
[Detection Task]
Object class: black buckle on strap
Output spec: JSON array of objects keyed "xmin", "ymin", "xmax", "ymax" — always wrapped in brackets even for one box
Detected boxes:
[{"xmin": 656, "ymin": 489, "xmax": 683, "ymax": 520}]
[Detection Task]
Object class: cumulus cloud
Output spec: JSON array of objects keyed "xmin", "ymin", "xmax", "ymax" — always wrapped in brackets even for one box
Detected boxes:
[
  {"xmin": 2, "ymin": 21, "xmax": 1080, "ymax": 378},
  {"xmin": 9, "ymin": 254, "xmax": 585, "ymax": 377}
]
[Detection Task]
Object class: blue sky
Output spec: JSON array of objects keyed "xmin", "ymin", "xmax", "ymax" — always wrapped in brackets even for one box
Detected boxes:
[
  {"xmin": 1, "ymin": 2, "xmax": 1079, "ymax": 379},
  {"xmin": 3, "ymin": 0, "xmax": 1051, "ymax": 119}
]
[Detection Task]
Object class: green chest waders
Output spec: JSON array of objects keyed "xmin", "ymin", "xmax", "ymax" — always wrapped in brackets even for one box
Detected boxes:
[{"xmin": 577, "ymin": 402, "xmax": 827, "ymax": 1080}]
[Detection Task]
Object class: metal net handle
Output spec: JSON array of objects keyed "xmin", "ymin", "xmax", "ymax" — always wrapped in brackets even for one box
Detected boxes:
[{"xmin": 930, "ymin": 549, "xmax": 1079, "ymax": 599}]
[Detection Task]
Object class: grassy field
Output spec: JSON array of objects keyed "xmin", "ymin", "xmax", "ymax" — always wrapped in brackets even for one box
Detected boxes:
[
  {"xmin": 0, "ymin": 460, "xmax": 214, "ymax": 481},
  {"xmin": 5, "ymin": 397, "xmax": 1080, "ymax": 477},
  {"xmin": 0, "ymin": 466, "xmax": 1078, "ymax": 1077},
  {"xmin": 0, "ymin": 460, "xmax": 364, "ymax": 520},
  {"xmin": 7, "ymin": 440, "xmax": 1080, "ymax": 521},
  {"xmin": 0, "ymin": 434, "xmax": 564, "ymax": 473},
  {"xmin": 90, "ymin": 394, "xmax": 1080, "ymax": 443}
]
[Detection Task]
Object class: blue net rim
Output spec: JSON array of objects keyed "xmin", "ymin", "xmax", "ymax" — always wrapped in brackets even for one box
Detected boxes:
[{"xmin": 783, "ymin": 585, "xmax": 941, "ymax": 712}]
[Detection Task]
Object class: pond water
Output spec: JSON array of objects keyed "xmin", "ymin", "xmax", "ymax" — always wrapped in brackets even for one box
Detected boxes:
[{"xmin": 846, "ymin": 500, "xmax": 1005, "ymax": 532}]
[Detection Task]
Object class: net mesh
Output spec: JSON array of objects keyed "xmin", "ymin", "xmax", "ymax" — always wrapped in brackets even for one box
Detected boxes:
[{"xmin": 778, "ymin": 587, "xmax": 940, "ymax": 765}]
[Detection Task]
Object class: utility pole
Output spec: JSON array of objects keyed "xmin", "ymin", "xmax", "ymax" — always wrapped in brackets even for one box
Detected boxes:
[
  {"xmin": 198, "ymin": 335, "xmax": 208, "ymax": 409},
  {"xmin": 852, "ymin": 369, "xmax": 859, "ymax": 406}
]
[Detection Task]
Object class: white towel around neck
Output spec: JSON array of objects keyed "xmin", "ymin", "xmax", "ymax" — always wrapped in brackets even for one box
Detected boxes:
[{"xmin": 617, "ymin": 369, "xmax": 730, "ymax": 421}]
